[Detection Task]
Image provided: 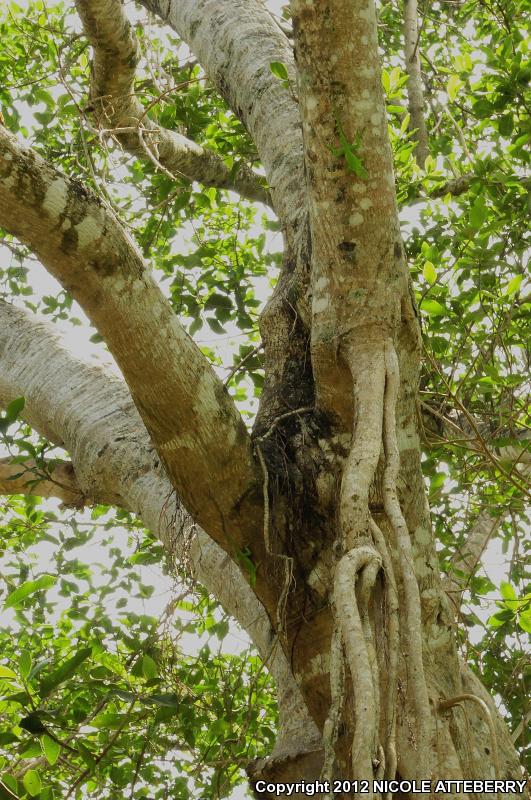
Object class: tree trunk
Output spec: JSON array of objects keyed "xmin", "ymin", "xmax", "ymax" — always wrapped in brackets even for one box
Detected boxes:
[
  {"xmin": 244, "ymin": 0, "xmax": 524, "ymax": 793},
  {"xmin": 0, "ymin": 0, "xmax": 527, "ymax": 796}
]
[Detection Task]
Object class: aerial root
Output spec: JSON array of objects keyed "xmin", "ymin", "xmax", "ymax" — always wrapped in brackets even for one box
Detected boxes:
[
  {"xmin": 358, "ymin": 555, "xmax": 382, "ymax": 752},
  {"xmin": 321, "ymin": 622, "xmax": 346, "ymax": 793},
  {"xmin": 333, "ymin": 545, "xmax": 382, "ymax": 798},
  {"xmin": 340, "ymin": 345, "xmax": 386, "ymax": 548},
  {"xmin": 325, "ymin": 336, "xmax": 431, "ymax": 785},
  {"xmin": 369, "ymin": 517, "xmax": 399, "ymax": 791},
  {"xmin": 383, "ymin": 339, "xmax": 431, "ymax": 778},
  {"xmin": 438, "ymin": 694, "xmax": 500, "ymax": 781}
]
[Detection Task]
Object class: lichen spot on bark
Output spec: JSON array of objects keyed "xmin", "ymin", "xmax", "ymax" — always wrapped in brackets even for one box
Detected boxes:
[
  {"xmin": 360, "ymin": 65, "xmax": 376, "ymax": 79},
  {"xmin": 75, "ymin": 214, "xmax": 103, "ymax": 251},
  {"xmin": 42, "ymin": 177, "xmax": 68, "ymax": 220},
  {"xmin": 313, "ymin": 294, "xmax": 330, "ymax": 314},
  {"xmin": 359, "ymin": 3, "xmax": 374, "ymax": 21}
]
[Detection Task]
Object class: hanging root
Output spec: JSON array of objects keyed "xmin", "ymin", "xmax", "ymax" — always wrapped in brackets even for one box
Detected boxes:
[
  {"xmin": 340, "ymin": 343, "xmax": 386, "ymax": 548},
  {"xmin": 324, "ymin": 335, "xmax": 432, "ymax": 786},
  {"xmin": 358, "ymin": 555, "xmax": 382, "ymax": 753},
  {"xmin": 383, "ymin": 341, "xmax": 432, "ymax": 751},
  {"xmin": 334, "ymin": 545, "xmax": 382, "ymax": 795},
  {"xmin": 326, "ymin": 341, "xmax": 388, "ymax": 793},
  {"xmin": 321, "ymin": 622, "xmax": 346, "ymax": 792},
  {"xmin": 382, "ymin": 339, "xmax": 432, "ymax": 776},
  {"xmin": 370, "ymin": 517, "xmax": 399, "ymax": 790},
  {"xmin": 255, "ymin": 443, "xmax": 294, "ymax": 634},
  {"xmin": 438, "ymin": 694, "xmax": 500, "ymax": 781}
]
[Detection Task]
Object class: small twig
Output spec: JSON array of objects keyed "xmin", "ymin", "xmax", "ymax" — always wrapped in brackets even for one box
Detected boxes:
[
  {"xmin": 66, "ymin": 700, "xmax": 138, "ymax": 799},
  {"xmin": 254, "ymin": 406, "xmax": 314, "ymax": 444},
  {"xmin": 223, "ymin": 344, "xmax": 263, "ymax": 386},
  {"xmin": 137, "ymin": 126, "xmax": 187, "ymax": 182},
  {"xmin": 135, "ymin": 78, "xmax": 203, "ymax": 127},
  {"xmin": 128, "ymin": 726, "xmax": 151, "ymax": 799}
]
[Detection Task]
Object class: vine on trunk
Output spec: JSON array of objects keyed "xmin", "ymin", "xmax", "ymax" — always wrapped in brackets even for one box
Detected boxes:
[{"xmin": 323, "ymin": 335, "xmax": 431, "ymax": 792}]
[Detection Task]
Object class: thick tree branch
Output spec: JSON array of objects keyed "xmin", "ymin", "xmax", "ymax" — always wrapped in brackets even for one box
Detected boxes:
[
  {"xmin": 444, "ymin": 510, "xmax": 505, "ymax": 611},
  {"xmin": 75, "ymin": 0, "xmax": 271, "ymax": 206},
  {"xmin": 0, "ymin": 457, "xmax": 84, "ymax": 506},
  {"xmin": 137, "ymin": 0, "xmax": 305, "ymax": 229},
  {"xmin": 0, "ymin": 127, "xmax": 263, "ymax": 561},
  {"xmin": 135, "ymin": 0, "xmax": 317, "ymax": 439},
  {"xmin": 403, "ymin": 0, "xmax": 429, "ymax": 167},
  {"xmin": 0, "ymin": 300, "xmax": 321, "ymax": 766}
]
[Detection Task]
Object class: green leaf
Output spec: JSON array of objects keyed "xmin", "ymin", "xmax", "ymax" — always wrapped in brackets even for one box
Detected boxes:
[
  {"xmin": 22, "ymin": 770, "xmax": 42, "ymax": 798},
  {"xmin": 146, "ymin": 693, "xmax": 180, "ymax": 708},
  {"xmin": 469, "ymin": 198, "xmax": 487, "ymax": 229},
  {"xmin": 487, "ymin": 609, "xmax": 514, "ymax": 627},
  {"xmin": 91, "ymin": 712, "xmax": 126, "ymax": 729},
  {"xmin": 4, "ymin": 691, "xmax": 32, "ymax": 706},
  {"xmin": 206, "ymin": 317, "xmax": 224, "ymax": 334},
  {"xmin": 40, "ymin": 647, "xmax": 92, "ymax": 695},
  {"xmin": 421, "ymin": 299, "xmax": 446, "ymax": 316},
  {"xmin": 447, "ymin": 74, "xmax": 463, "ymax": 101},
  {"xmin": 472, "ymin": 97, "xmax": 493, "ymax": 117},
  {"xmin": 498, "ymin": 114, "xmax": 514, "ymax": 136},
  {"xmin": 110, "ymin": 688, "xmax": 137, "ymax": 702},
  {"xmin": 77, "ymin": 743, "xmax": 96, "ymax": 770},
  {"xmin": 0, "ymin": 666, "xmax": 17, "ymax": 680},
  {"xmin": 41, "ymin": 734, "xmax": 61, "ymax": 766},
  {"xmin": 141, "ymin": 654, "xmax": 158, "ymax": 681},
  {"xmin": 518, "ymin": 609, "xmax": 531, "ymax": 634},
  {"xmin": 504, "ymin": 274, "xmax": 523, "ymax": 296},
  {"xmin": 0, "ymin": 732, "xmax": 20, "ymax": 746},
  {"xmin": 5, "ymin": 396, "xmax": 25, "ymax": 423},
  {"xmin": 423, "ymin": 261, "xmax": 437, "ymax": 284},
  {"xmin": 269, "ymin": 61, "xmax": 289, "ymax": 82},
  {"xmin": 4, "ymin": 575, "xmax": 56, "ymax": 609},
  {"xmin": 500, "ymin": 582, "xmax": 517, "ymax": 601},
  {"xmin": 19, "ymin": 651, "xmax": 32, "ymax": 680}
]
